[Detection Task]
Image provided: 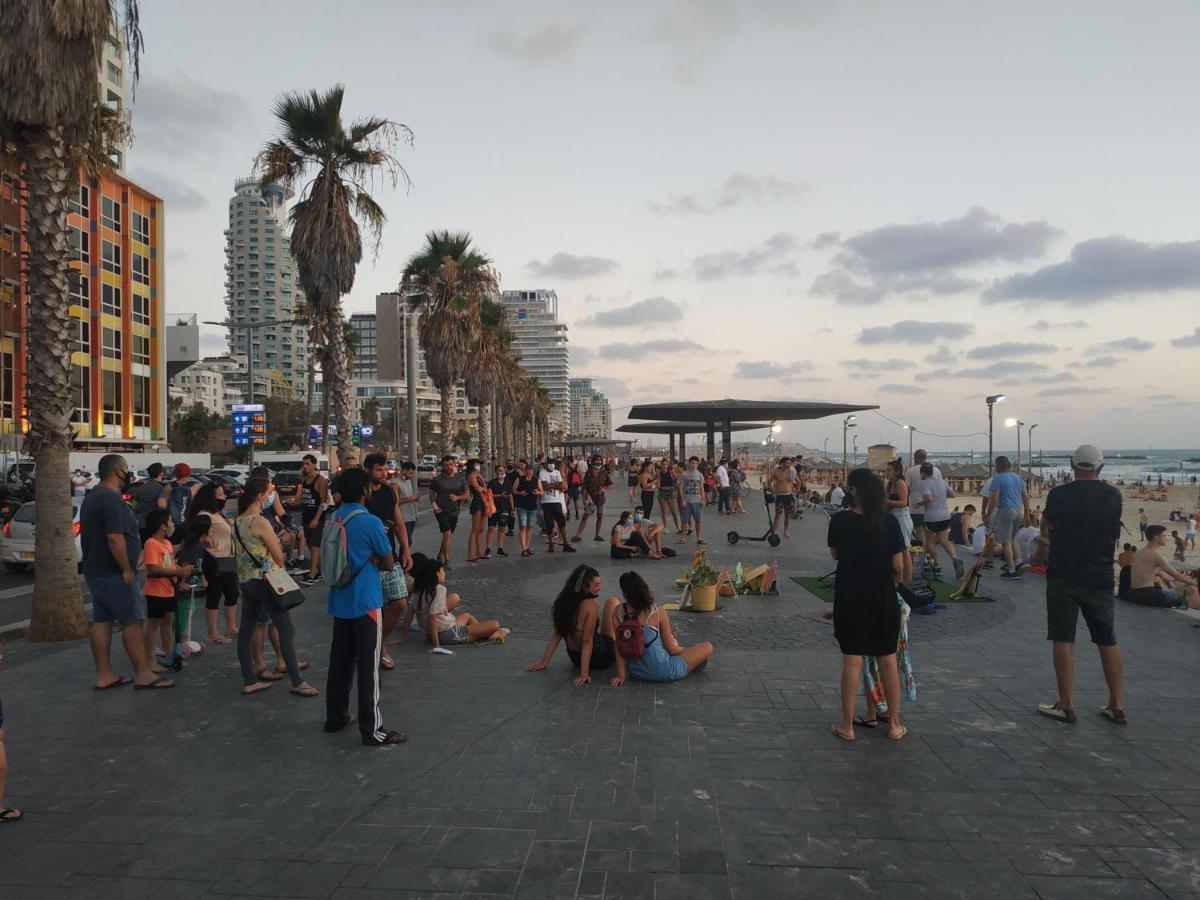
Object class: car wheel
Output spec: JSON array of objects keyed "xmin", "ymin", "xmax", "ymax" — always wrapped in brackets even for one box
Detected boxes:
[{"xmin": 5, "ymin": 561, "xmax": 29, "ymax": 573}]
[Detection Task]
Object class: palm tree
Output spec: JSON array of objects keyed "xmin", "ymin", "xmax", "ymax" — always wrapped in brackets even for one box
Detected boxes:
[
  {"xmin": 401, "ymin": 231, "xmax": 497, "ymax": 455},
  {"xmin": 255, "ymin": 85, "xmax": 410, "ymax": 459},
  {"xmin": 309, "ymin": 315, "xmax": 360, "ymax": 461},
  {"xmin": 0, "ymin": 2, "xmax": 141, "ymax": 641},
  {"xmin": 462, "ymin": 298, "xmax": 512, "ymax": 469}
]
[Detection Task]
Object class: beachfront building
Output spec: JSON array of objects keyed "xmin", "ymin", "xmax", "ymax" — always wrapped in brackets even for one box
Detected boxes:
[
  {"xmin": 223, "ymin": 176, "xmax": 309, "ymax": 404},
  {"xmin": 501, "ymin": 289, "xmax": 570, "ymax": 434},
  {"xmin": 569, "ymin": 377, "xmax": 611, "ymax": 439},
  {"xmin": 374, "ymin": 292, "xmax": 433, "ymax": 388},
  {"xmin": 348, "ymin": 312, "xmax": 378, "ymax": 380}
]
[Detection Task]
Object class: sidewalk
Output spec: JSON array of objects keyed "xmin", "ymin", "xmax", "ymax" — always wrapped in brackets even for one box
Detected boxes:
[{"xmin": 1, "ymin": 503, "xmax": 1197, "ymax": 897}]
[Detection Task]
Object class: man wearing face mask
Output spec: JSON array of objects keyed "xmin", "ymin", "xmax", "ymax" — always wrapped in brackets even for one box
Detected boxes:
[
  {"xmin": 537, "ymin": 459, "xmax": 575, "ymax": 553},
  {"xmin": 81, "ymin": 454, "xmax": 173, "ymax": 691}
]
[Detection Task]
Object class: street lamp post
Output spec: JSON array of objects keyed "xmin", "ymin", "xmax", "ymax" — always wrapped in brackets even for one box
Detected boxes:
[
  {"xmin": 842, "ymin": 415, "xmax": 857, "ymax": 484},
  {"xmin": 852, "ymin": 434, "xmax": 859, "ymax": 466},
  {"xmin": 903, "ymin": 424, "xmax": 915, "ymax": 462},
  {"xmin": 985, "ymin": 394, "xmax": 1006, "ymax": 474},
  {"xmin": 1028, "ymin": 423, "xmax": 1039, "ymax": 494},
  {"xmin": 203, "ymin": 318, "xmax": 286, "ymax": 468},
  {"xmin": 1005, "ymin": 416, "xmax": 1024, "ymax": 472}
]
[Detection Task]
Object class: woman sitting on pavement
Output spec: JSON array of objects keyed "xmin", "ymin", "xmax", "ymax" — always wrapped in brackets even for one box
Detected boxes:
[
  {"xmin": 524, "ymin": 564, "xmax": 620, "ymax": 685},
  {"xmin": 633, "ymin": 506, "xmax": 666, "ymax": 557},
  {"xmin": 610, "ymin": 571, "xmax": 713, "ymax": 685},
  {"xmin": 410, "ymin": 556, "xmax": 508, "ymax": 648},
  {"xmin": 610, "ymin": 510, "xmax": 658, "ymax": 559}
]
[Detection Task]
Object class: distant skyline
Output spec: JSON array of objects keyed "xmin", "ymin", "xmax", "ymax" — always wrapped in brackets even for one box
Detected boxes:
[{"xmin": 129, "ymin": 1, "xmax": 1200, "ymax": 452}]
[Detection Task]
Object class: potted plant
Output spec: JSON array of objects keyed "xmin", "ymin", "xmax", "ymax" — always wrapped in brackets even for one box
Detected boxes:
[{"xmin": 687, "ymin": 549, "xmax": 720, "ymax": 612}]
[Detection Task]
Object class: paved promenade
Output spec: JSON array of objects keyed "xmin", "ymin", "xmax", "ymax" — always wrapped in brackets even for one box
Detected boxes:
[{"xmin": 1, "ymin": 502, "xmax": 1198, "ymax": 898}]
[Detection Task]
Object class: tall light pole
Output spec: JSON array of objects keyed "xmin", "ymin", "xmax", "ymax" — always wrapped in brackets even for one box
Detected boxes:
[
  {"xmin": 1028, "ymin": 423, "xmax": 1039, "ymax": 494},
  {"xmin": 823, "ymin": 437, "xmax": 829, "ymax": 460},
  {"xmin": 852, "ymin": 434, "xmax": 859, "ymax": 465},
  {"xmin": 204, "ymin": 318, "xmax": 286, "ymax": 467},
  {"xmin": 903, "ymin": 424, "xmax": 915, "ymax": 462},
  {"xmin": 986, "ymin": 394, "xmax": 1006, "ymax": 474},
  {"xmin": 842, "ymin": 415, "xmax": 857, "ymax": 484},
  {"xmin": 1005, "ymin": 416, "xmax": 1024, "ymax": 472}
]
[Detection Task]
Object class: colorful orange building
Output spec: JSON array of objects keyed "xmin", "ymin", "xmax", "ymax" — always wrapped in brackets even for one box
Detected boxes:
[{"xmin": 0, "ymin": 160, "xmax": 167, "ymax": 450}]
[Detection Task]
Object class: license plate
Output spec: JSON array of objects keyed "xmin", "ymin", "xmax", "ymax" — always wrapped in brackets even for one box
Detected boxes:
[{"xmin": 16, "ymin": 551, "xmax": 32, "ymax": 560}]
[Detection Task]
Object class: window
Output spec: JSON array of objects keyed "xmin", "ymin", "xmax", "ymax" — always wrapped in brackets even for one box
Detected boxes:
[
  {"xmin": 132, "ymin": 375, "xmax": 150, "ymax": 427},
  {"xmin": 72, "ymin": 317, "xmax": 90, "ymax": 354},
  {"xmin": 131, "ymin": 211, "xmax": 149, "ymax": 244},
  {"xmin": 132, "ymin": 293, "xmax": 149, "ymax": 326},
  {"xmin": 70, "ymin": 271, "xmax": 89, "ymax": 307},
  {"xmin": 101, "ymin": 196, "xmax": 121, "ymax": 231},
  {"xmin": 132, "ymin": 335, "xmax": 150, "ymax": 365},
  {"xmin": 101, "ymin": 239, "xmax": 120, "ymax": 274},
  {"xmin": 0, "ymin": 351, "xmax": 11, "ymax": 419},
  {"xmin": 102, "ymin": 327, "xmax": 121, "ymax": 359},
  {"xmin": 107, "ymin": 62, "xmax": 121, "ymax": 84},
  {"xmin": 132, "ymin": 252, "xmax": 149, "ymax": 285},
  {"xmin": 101, "ymin": 283, "xmax": 121, "ymax": 317},
  {"xmin": 102, "ymin": 370, "xmax": 121, "ymax": 426},
  {"xmin": 75, "ymin": 228, "xmax": 89, "ymax": 264},
  {"xmin": 72, "ymin": 184, "xmax": 90, "ymax": 217}
]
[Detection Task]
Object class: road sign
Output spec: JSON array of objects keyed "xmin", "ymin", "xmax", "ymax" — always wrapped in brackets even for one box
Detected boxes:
[
  {"xmin": 232, "ymin": 403, "xmax": 266, "ymax": 447},
  {"xmin": 361, "ymin": 425, "xmax": 375, "ymax": 438}
]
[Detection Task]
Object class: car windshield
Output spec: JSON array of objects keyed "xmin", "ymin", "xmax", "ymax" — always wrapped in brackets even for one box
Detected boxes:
[{"xmin": 12, "ymin": 503, "xmax": 80, "ymax": 525}]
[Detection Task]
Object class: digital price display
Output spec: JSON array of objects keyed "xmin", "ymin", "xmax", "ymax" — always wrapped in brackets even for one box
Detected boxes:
[{"xmin": 232, "ymin": 403, "xmax": 267, "ymax": 447}]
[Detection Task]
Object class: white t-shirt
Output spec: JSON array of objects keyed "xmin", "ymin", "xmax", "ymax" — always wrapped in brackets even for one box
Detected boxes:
[
  {"xmin": 426, "ymin": 584, "xmax": 457, "ymax": 633},
  {"xmin": 971, "ymin": 525, "xmax": 988, "ymax": 554},
  {"xmin": 1188, "ymin": 517, "xmax": 1198, "ymax": 537},
  {"xmin": 396, "ymin": 477, "xmax": 418, "ymax": 523},
  {"xmin": 829, "ymin": 486, "xmax": 845, "ymax": 506},
  {"xmin": 539, "ymin": 469, "xmax": 565, "ymax": 507},
  {"xmin": 1016, "ymin": 526, "xmax": 1041, "ymax": 562},
  {"xmin": 574, "ymin": 459, "xmax": 589, "ymax": 479},
  {"xmin": 919, "ymin": 476, "xmax": 950, "ymax": 522},
  {"xmin": 906, "ymin": 464, "xmax": 942, "ymax": 512},
  {"xmin": 716, "ymin": 464, "xmax": 730, "ymax": 488}
]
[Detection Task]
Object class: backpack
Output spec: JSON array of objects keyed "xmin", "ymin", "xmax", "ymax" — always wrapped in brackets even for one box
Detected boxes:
[
  {"xmin": 168, "ymin": 479, "xmax": 192, "ymax": 524},
  {"xmin": 321, "ymin": 508, "xmax": 368, "ymax": 588},
  {"xmin": 615, "ymin": 603, "xmax": 652, "ymax": 659}
]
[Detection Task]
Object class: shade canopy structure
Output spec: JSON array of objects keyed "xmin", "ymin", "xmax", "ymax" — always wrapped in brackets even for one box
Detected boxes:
[
  {"xmin": 549, "ymin": 437, "xmax": 636, "ymax": 458},
  {"xmin": 625, "ymin": 399, "xmax": 879, "ymax": 461},
  {"xmin": 615, "ymin": 421, "xmax": 766, "ymax": 460}
]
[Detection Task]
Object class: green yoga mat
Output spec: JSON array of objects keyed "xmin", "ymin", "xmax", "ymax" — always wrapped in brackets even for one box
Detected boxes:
[{"xmin": 790, "ymin": 575, "xmax": 983, "ymax": 603}]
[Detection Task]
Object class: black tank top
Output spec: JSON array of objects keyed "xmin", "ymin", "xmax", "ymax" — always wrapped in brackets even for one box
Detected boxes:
[
  {"xmin": 366, "ymin": 482, "xmax": 396, "ymax": 528},
  {"xmin": 299, "ymin": 476, "xmax": 322, "ymax": 523},
  {"xmin": 659, "ymin": 471, "xmax": 675, "ymax": 489}
]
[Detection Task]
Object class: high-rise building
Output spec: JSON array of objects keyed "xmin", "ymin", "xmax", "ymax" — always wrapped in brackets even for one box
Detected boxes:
[
  {"xmin": 374, "ymin": 292, "xmax": 432, "ymax": 387},
  {"xmin": 348, "ymin": 312, "xmax": 378, "ymax": 380},
  {"xmin": 99, "ymin": 25, "xmax": 128, "ymax": 171},
  {"xmin": 0, "ymin": 160, "xmax": 173, "ymax": 448},
  {"xmin": 170, "ymin": 358, "xmax": 231, "ymax": 417},
  {"xmin": 500, "ymin": 289, "xmax": 570, "ymax": 433},
  {"xmin": 223, "ymin": 177, "xmax": 308, "ymax": 404},
  {"xmin": 569, "ymin": 378, "xmax": 611, "ymax": 439}
]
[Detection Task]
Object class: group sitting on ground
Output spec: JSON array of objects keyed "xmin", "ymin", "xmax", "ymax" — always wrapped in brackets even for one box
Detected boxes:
[{"xmin": 1124, "ymin": 525, "xmax": 1199, "ymax": 608}]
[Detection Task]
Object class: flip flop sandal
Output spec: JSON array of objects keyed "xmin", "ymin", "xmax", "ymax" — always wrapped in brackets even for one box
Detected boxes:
[
  {"xmin": 380, "ymin": 657, "xmax": 396, "ymax": 671},
  {"xmin": 256, "ymin": 670, "xmax": 284, "ymax": 682},
  {"xmin": 888, "ymin": 726, "xmax": 909, "ymax": 741},
  {"xmin": 830, "ymin": 724, "xmax": 856, "ymax": 742},
  {"xmin": 1100, "ymin": 707, "xmax": 1127, "ymax": 725},
  {"xmin": 853, "ymin": 716, "xmax": 878, "ymax": 729},
  {"xmin": 290, "ymin": 685, "xmax": 320, "ymax": 697},
  {"xmin": 242, "ymin": 682, "xmax": 273, "ymax": 696},
  {"xmin": 94, "ymin": 675, "xmax": 133, "ymax": 691},
  {"xmin": 134, "ymin": 676, "xmax": 174, "ymax": 690},
  {"xmin": 0, "ymin": 808, "xmax": 23, "ymax": 822},
  {"xmin": 209, "ymin": 635, "xmax": 233, "ymax": 644}
]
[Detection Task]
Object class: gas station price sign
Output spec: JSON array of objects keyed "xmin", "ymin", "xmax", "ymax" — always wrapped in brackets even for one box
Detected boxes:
[{"xmin": 232, "ymin": 403, "xmax": 267, "ymax": 447}]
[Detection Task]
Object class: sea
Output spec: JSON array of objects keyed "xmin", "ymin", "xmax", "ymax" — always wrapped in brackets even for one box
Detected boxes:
[{"xmin": 924, "ymin": 449, "xmax": 1200, "ymax": 484}]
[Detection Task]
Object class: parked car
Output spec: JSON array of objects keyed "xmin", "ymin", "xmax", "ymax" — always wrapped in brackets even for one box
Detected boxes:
[
  {"xmin": 273, "ymin": 470, "xmax": 302, "ymax": 494},
  {"xmin": 206, "ymin": 467, "xmax": 250, "ymax": 485},
  {"xmin": 203, "ymin": 471, "xmax": 244, "ymax": 499},
  {"xmin": 416, "ymin": 463, "xmax": 436, "ymax": 486},
  {"xmin": 0, "ymin": 501, "xmax": 82, "ymax": 572}
]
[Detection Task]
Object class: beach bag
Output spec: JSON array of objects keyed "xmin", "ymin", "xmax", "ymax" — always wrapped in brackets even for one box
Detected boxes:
[
  {"xmin": 482, "ymin": 487, "xmax": 497, "ymax": 517},
  {"xmin": 321, "ymin": 508, "xmax": 368, "ymax": 588},
  {"xmin": 615, "ymin": 604, "xmax": 647, "ymax": 658}
]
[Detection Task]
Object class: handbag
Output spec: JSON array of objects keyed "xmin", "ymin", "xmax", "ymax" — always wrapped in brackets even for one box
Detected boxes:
[
  {"xmin": 482, "ymin": 487, "xmax": 497, "ymax": 517},
  {"xmin": 214, "ymin": 556, "xmax": 237, "ymax": 576},
  {"xmin": 234, "ymin": 522, "xmax": 305, "ymax": 612}
]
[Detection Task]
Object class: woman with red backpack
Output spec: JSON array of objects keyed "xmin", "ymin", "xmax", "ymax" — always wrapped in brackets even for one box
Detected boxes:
[{"xmin": 610, "ymin": 572, "xmax": 713, "ymax": 686}]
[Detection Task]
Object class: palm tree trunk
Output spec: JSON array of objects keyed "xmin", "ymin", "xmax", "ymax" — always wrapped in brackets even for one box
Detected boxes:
[
  {"xmin": 439, "ymin": 385, "xmax": 453, "ymax": 456},
  {"xmin": 22, "ymin": 126, "xmax": 88, "ymax": 641},
  {"xmin": 477, "ymin": 401, "xmax": 491, "ymax": 470},
  {"xmin": 324, "ymin": 306, "xmax": 353, "ymax": 459}
]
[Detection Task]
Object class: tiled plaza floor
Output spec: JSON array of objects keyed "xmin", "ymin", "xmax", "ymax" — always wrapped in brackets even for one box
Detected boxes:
[{"xmin": 1, "ymin": 501, "xmax": 1198, "ymax": 898}]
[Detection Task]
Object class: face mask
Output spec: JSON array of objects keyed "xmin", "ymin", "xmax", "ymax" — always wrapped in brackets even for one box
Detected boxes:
[
  {"xmin": 634, "ymin": 514, "xmax": 643, "ymax": 523},
  {"xmin": 584, "ymin": 590, "xmax": 600, "ymax": 599},
  {"xmin": 120, "ymin": 470, "xmax": 133, "ymax": 488},
  {"xmin": 548, "ymin": 464, "xmax": 556, "ymax": 471}
]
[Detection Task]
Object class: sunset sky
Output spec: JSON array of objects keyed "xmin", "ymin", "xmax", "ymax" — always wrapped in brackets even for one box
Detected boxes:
[{"xmin": 131, "ymin": 1, "xmax": 1200, "ymax": 453}]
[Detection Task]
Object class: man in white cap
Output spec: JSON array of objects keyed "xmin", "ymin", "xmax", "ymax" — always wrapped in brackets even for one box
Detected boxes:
[{"xmin": 1037, "ymin": 444, "xmax": 1126, "ymax": 725}]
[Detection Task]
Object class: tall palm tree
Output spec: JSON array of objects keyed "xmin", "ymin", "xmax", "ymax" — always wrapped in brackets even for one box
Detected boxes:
[
  {"xmin": 0, "ymin": 1, "xmax": 141, "ymax": 641},
  {"xmin": 255, "ymin": 85, "xmax": 410, "ymax": 459},
  {"xmin": 401, "ymin": 231, "xmax": 497, "ymax": 455},
  {"xmin": 462, "ymin": 298, "xmax": 512, "ymax": 468}
]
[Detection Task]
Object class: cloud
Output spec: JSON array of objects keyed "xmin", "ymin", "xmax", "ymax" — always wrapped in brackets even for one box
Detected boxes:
[
  {"xmin": 597, "ymin": 339, "xmax": 707, "ymax": 360},
  {"xmin": 130, "ymin": 72, "xmax": 251, "ymax": 159},
  {"xmin": 1171, "ymin": 327, "xmax": 1200, "ymax": 348},
  {"xmin": 1147, "ymin": 393, "xmax": 1178, "ymax": 402},
  {"xmin": 525, "ymin": 252, "xmax": 620, "ymax": 279},
  {"xmin": 587, "ymin": 376, "xmax": 629, "ymax": 398},
  {"xmin": 649, "ymin": 173, "xmax": 807, "ymax": 215},
  {"xmin": 914, "ymin": 360, "xmax": 1048, "ymax": 382},
  {"xmin": 128, "ymin": 168, "xmax": 208, "ymax": 212},
  {"xmin": 571, "ymin": 346, "xmax": 596, "ymax": 365},
  {"xmin": 984, "ymin": 236, "xmax": 1200, "ymax": 303},
  {"xmin": 1032, "ymin": 319, "xmax": 1089, "ymax": 331},
  {"xmin": 925, "ymin": 346, "xmax": 957, "ymax": 365},
  {"xmin": 1029, "ymin": 371, "xmax": 1077, "ymax": 384},
  {"xmin": 878, "ymin": 384, "xmax": 927, "ymax": 395},
  {"xmin": 582, "ymin": 290, "xmax": 631, "ymax": 305},
  {"xmin": 689, "ymin": 232, "xmax": 799, "ymax": 280},
  {"xmin": 488, "ymin": 23, "xmax": 582, "ymax": 62},
  {"xmin": 1069, "ymin": 355, "xmax": 1124, "ymax": 369},
  {"xmin": 840, "ymin": 358, "xmax": 914, "ymax": 373},
  {"xmin": 856, "ymin": 320, "xmax": 975, "ymax": 345},
  {"xmin": 577, "ymin": 297, "xmax": 683, "ymax": 328},
  {"xmin": 653, "ymin": 265, "xmax": 680, "ymax": 280},
  {"xmin": 733, "ymin": 361, "xmax": 827, "ymax": 383},
  {"xmin": 965, "ymin": 342, "xmax": 1056, "ymax": 360},
  {"xmin": 1038, "ymin": 386, "xmax": 1112, "ymax": 397},
  {"xmin": 1085, "ymin": 337, "xmax": 1154, "ymax": 355}
]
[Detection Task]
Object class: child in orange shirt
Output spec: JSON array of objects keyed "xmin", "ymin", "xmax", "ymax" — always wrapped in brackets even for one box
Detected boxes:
[{"xmin": 142, "ymin": 510, "xmax": 193, "ymax": 666}]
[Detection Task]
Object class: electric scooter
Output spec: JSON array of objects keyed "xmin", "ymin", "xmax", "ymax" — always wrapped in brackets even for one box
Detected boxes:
[{"xmin": 727, "ymin": 489, "xmax": 782, "ymax": 547}]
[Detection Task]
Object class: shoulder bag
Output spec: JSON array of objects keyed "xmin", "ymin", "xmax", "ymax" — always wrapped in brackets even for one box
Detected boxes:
[{"xmin": 234, "ymin": 522, "xmax": 305, "ymax": 612}]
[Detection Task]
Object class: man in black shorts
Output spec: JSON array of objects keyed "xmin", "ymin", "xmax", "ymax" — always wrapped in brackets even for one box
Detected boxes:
[
  {"xmin": 1037, "ymin": 444, "xmax": 1125, "ymax": 725},
  {"xmin": 429, "ymin": 456, "xmax": 469, "ymax": 569},
  {"xmin": 293, "ymin": 454, "xmax": 328, "ymax": 585},
  {"xmin": 364, "ymin": 453, "xmax": 413, "ymax": 669},
  {"xmin": 485, "ymin": 462, "xmax": 513, "ymax": 558}
]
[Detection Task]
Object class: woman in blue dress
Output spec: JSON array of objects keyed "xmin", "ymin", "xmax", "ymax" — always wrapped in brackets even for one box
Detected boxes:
[{"xmin": 610, "ymin": 572, "xmax": 713, "ymax": 685}]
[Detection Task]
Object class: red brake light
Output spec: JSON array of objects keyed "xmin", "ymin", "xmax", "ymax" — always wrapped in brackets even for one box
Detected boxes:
[
  {"xmin": 72, "ymin": 521, "xmax": 81, "ymax": 536},
  {"xmin": 3, "ymin": 522, "xmax": 9, "ymax": 538}
]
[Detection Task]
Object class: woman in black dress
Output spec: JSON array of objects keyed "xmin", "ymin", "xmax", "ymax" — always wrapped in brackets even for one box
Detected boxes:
[{"xmin": 827, "ymin": 467, "xmax": 908, "ymax": 742}]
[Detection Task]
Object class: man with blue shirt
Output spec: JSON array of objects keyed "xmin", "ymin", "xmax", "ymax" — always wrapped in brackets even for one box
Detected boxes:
[
  {"xmin": 323, "ymin": 468, "xmax": 406, "ymax": 746},
  {"xmin": 988, "ymin": 456, "xmax": 1031, "ymax": 579}
]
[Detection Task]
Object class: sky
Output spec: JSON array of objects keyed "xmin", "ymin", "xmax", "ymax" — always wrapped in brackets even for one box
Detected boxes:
[{"xmin": 128, "ymin": 0, "xmax": 1200, "ymax": 454}]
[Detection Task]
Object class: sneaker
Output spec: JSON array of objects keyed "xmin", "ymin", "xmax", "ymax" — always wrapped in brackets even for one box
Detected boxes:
[
  {"xmin": 571, "ymin": 536, "xmax": 583, "ymax": 543},
  {"xmin": 301, "ymin": 572, "xmax": 322, "ymax": 586},
  {"xmin": 483, "ymin": 549, "xmax": 491, "ymax": 559},
  {"xmin": 1014, "ymin": 561, "xmax": 1029, "ymax": 575},
  {"xmin": 1001, "ymin": 568, "xmax": 1020, "ymax": 579},
  {"xmin": 496, "ymin": 548, "xmax": 508, "ymax": 557},
  {"xmin": 562, "ymin": 544, "xmax": 577, "ymax": 553},
  {"xmin": 952, "ymin": 557, "xmax": 965, "ymax": 580},
  {"xmin": 594, "ymin": 536, "xmax": 605, "ymax": 542},
  {"xmin": 1037, "ymin": 703, "xmax": 1076, "ymax": 723}
]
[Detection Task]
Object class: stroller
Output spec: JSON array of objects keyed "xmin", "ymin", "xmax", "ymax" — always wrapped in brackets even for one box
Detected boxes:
[{"xmin": 727, "ymin": 489, "xmax": 782, "ymax": 547}]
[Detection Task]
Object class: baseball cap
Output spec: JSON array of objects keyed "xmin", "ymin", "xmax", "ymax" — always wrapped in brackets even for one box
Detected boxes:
[
  {"xmin": 1071, "ymin": 444, "xmax": 1104, "ymax": 470},
  {"xmin": 174, "ymin": 462, "xmax": 192, "ymax": 477}
]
